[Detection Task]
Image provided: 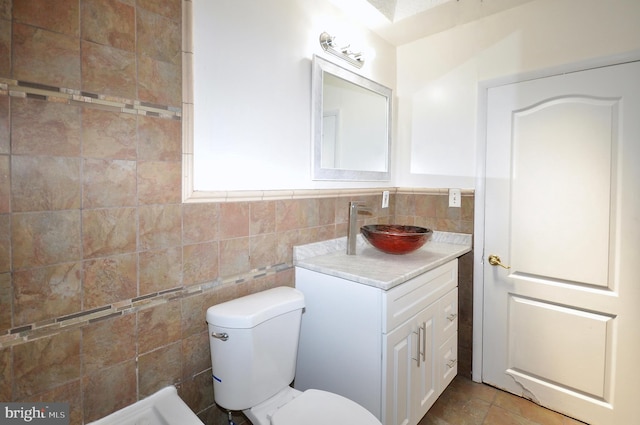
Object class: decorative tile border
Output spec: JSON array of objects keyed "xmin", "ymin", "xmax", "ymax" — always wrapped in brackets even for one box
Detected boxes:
[
  {"xmin": 0, "ymin": 77, "xmax": 181, "ymax": 120},
  {"xmin": 0, "ymin": 263, "xmax": 291, "ymax": 348}
]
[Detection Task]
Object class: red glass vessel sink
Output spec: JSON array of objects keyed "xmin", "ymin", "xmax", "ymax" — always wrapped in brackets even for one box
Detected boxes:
[{"xmin": 360, "ymin": 224, "xmax": 433, "ymax": 255}]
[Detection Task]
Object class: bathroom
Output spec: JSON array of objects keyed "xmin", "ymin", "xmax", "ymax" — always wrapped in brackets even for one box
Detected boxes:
[{"xmin": 0, "ymin": 0, "xmax": 638, "ymax": 424}]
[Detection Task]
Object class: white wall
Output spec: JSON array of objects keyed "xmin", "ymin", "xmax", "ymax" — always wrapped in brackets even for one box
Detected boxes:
[
  {"xmin": 192, "ymin": 0, "xmax": 396, "ymax": 192},
  {"xmin": 396, "ymin": 0, "xmax": 640, "ymax": 189}
]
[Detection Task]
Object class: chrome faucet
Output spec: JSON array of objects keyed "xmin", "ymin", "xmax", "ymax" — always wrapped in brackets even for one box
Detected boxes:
[{"xmin": 347, "ymin": 201, "xmax": 372, "ymax": 255}]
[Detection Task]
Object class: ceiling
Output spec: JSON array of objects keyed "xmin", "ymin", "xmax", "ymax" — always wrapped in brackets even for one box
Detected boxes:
[{"xmin": 330, "ymin": 0, "xmax": 537, "ymax": 45}]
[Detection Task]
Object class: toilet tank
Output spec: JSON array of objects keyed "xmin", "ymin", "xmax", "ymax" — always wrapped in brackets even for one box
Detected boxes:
[{"xmin": 206, "ymin": 287, "xmax": 305, "ymax": 411}]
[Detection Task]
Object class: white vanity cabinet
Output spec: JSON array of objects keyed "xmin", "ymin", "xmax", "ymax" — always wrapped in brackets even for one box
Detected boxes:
[{"xmin": 294, "ymin": 259, "xmax": 459, "ymax": 425}]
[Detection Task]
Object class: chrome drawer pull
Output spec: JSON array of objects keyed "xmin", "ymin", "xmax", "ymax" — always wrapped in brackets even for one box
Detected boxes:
[
  {"xmin": 447, "ymin": 313, "xmax": 457, "ymax": 322},
  {"xmin": 447, "ymin": 359, "xmax": 457, "ymax": 369}
]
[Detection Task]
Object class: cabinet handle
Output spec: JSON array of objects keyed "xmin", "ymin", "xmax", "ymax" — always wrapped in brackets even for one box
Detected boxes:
[
  {"xmin": 447, "ymin": 359, "xmax": 457, "ymax": 369},
  {"xmin": 413, "ymin": 328, "xmax": 422, "ymax": 367},
  {"xmin": 421, "ymin": 322, "xmax": 426, "ymax": 364},
  {"xmin": 447, "ymin": 313, "xmax": 457, "ymax": 322}
]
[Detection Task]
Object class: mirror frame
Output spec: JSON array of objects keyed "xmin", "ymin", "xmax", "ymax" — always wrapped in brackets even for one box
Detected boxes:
[{"xmin": 312, "ymin": 55, "xmax": 392, "ymax": 181}]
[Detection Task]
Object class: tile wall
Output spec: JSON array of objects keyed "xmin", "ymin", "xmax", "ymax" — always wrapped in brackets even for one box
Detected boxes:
[{"xmin": 0, "ymin": 1, "xmax": 474, "ymax": 424}]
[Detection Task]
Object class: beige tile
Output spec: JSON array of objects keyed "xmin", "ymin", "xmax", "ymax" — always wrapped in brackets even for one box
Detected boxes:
[
  {"xmin": 82, "ymin": 207, "xmax": 137, "ymax": 258},
  {"xmin": 182, "ymin": 241, "xmax": 218, "ymax": 286},
  {"xmin": 139, "ymin": 246, "xmax": 182, "ymax": 294},
  {"xmin": 137, "ymin": 301, "xmax": 182, "ymax": 354},
  {"xmin": 219, "ymin": 237, "xmax": 250, "ymax": 278},
  {"xmin": 136, "ymin": 8, "xmax": 181, "ymax": 65},
  {"xmin": 83, "ymin": 253, "xmax": 137, "ymax": 309},
  {"xmin": 137, "ymin": 160, "xmax": 181, "ymax": 205},
  {"xmin": 82, "ymin": 107, "xmax": 137, "ymax": 160},
  {"xmin": 396, "ymin": 193, "xmax": 416, "ymax": 216},
  {"xmin": 483, "ymin": 404, "xmax": 537, "ymax": 425},
  {"xmin": 448, "ymin": 375, "xmax": 497, "ymax": 404},
  {"xmin": 138, "ymin": 203, "xmax": 182, "ymax": 251},
  {"xmin": 181, "ymin": 331, "xmax": 210, "ymax": 379},
  {"xmin": 81, "ymin": 0, "xmax": 135, "ymax": 51},
  {"xmin": 138, "ymin": 115, "xmax": 181, "ymax": 161},
  {"xmin": 318, "ymin": 197, "xmax": 337, "ymax": 226},
  {"xmin": 250, "ymin": 233, "xmax": 277, "ymax": 270},
  {"xmin": 415, "ymin": 194, "xmax": 439, "ymax": 218},
  {"xmin": 250, "ymin": 201, "xmax": 276, "ymax": 235},
  {"xmin": 0, "ymin": 272, "xmax": 10, "ymax": 330},
  {"xmin": 13, "ymin": 329, "xmax": 81, "ymax": 398},
  {"xmin": 13, "ymin": 262, "xmax": 82, "ymax": 325},
  {"xmin": 0, "ymin": 0, "xmax": 9, "ymax": 20},
  {"xmin": 81, "ymin": 40, "xmax": 137, "ymax": 99},
  {"xmin": 420, "ymin": 377, "xmax": 582, "ymax": 425},
  {"xmin": 22, "ymin": 379, "xmax": 83, "ymax": 425},
  {"xmin": 13, "ymin": 0, "xmax": 79, "ymax": 37},
  {"xmin": 12, "ymin": 210, "xmax": 82, "ymax": 270},
  {"xmin": 137, "ymin": 54, "xmax": 181, "ymax": 107},
  {"xmin": 183, "ymin": 202, "xmax": 219, "ymax": 244},
  {"xmin": 82, "ymin": 158, "xmax": 136, "ymax": 208},
  {"xmin": 0, "ymin": 155, "xmax": 8, "ymax": 214},
  {"xmin": 138, "ymin": 342, "xmax": 182, "ymax": 397},
  {"xmin": 275, "ymin": 199, "xmax": 319, "ymax": 232},
  {"xmin": 11, "ymin": 97, "xmax": 81, "ymax": 156},
  {"xmin": 219, "ymin": 202, "xmax": 250, "ymax": 239},
  {"xmin": 82, "ymin": 360, "xmax": 136, "ymax": 423},
  {"xmin": 0, "ymin": 214, "xmax": 11, "ymax": 273},
  {"xmin": 0, "ymin": 215, "xmax": 8, "ymax": 273},
  {"xmin": 179, "ymin": 369, "xmax": 215, "ymax": 418},
  {"xmin": 494, "ymin": 391, "xmax": 565, "ymax": 425},
  {"xmin": 0, "ymin": 346, "xmax": 10, "ymax": 400},
  {"xmin": 0, "ymin": 95, "xmax": 8, "ymax": 154},
  {"xmin": 11, "ymin": 155, "xmax": 81, "ymax": 211},
  {"xmin": 137, "ymin": 0, "xmax": 181, "ymax": 20},
  {"xmin": 12, "ymin": 24, "xmax": 81, "ymax": 88},
  {"xmin": 82, "ymin": 314, "xmax": 136, "ymax": 374},
  {"xmin": 181, "ymin": 292, "xmax": 213, "ymax": 339},
  {"xmin": 425, "ymin": 388, "xmax": 490, "ymax": 425}
]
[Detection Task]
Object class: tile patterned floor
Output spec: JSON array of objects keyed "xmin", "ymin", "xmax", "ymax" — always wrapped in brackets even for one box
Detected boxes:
[{"xmin": 419, "ymin": 376, "xmax": 587, "ymax": 425}]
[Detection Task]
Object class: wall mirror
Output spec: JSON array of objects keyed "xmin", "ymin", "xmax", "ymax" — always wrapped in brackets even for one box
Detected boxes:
[{"xmin": 312, "ymin": 55, "xmax": 392, "ymax": 181}]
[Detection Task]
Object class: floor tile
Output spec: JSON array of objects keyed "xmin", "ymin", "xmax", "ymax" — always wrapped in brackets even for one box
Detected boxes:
[{"xmin": 419, "ymin": 376, "xmax": 586, "ymax": 425}]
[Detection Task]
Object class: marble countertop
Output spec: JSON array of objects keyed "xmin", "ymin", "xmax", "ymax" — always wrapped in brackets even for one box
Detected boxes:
[{"xmin": 294, "ymin": 231, "xmax": 472, "ymax": 290}]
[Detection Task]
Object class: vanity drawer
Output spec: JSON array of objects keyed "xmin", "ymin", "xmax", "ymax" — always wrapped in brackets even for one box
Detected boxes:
[
  {"xmin": 382, "ymin": 260, "xmax": 457, "ymax": 333},
  {"xmin": 439, "ymin": 333, "xmax": 458, "ymax": 390},
  {"xmin": 439, "ymin": 287, "xmax": 458, "ymax": 343}
]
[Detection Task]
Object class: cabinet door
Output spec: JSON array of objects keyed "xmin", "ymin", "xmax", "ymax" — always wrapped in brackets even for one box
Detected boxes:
[
  {"xmin": 439, "ymin": 333, "xmax": 458, "ymax": 391},
  {"xmin": 384, "ymin": 319, "xmax": 413, "ymax": 425},
  {"xmin": 412, "ymin": 303, "xmax": 439, "ymax": 423}
]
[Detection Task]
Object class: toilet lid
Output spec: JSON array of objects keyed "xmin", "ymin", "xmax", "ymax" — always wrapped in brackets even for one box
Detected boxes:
[{"xmin": 270, "ymin": 389, "xmax": 382, "ymax": 425}]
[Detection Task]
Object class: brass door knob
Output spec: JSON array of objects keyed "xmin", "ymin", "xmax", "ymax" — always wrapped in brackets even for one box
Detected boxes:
[{"xmin": 488, "ymin": 254, "xmax": 511, "ymax": 269}]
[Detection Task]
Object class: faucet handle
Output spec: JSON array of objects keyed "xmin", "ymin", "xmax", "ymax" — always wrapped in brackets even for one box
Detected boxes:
[{"xmin": 350, "ymin": 201, "xmax": 372, "ymax": 212}]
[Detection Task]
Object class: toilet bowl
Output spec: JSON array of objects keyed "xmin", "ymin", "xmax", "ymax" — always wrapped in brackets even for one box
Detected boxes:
[
  {"xmin": 206, "ymin": 286, "xmax": 382, "ymax": 425},
  {"xmin": 88, "ymin": 386, "xmax": 203, "ymax": 425}
]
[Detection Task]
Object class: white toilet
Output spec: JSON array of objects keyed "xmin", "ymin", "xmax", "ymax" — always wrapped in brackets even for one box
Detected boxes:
[{"xmin": 206, "ymin": 286, "xmax": 382, "ymax": 425}]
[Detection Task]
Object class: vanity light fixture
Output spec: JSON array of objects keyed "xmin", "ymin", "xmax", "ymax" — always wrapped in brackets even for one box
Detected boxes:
[{"xmin": 319, "ymin": 32, "xmax": 364, "ymax": 68}]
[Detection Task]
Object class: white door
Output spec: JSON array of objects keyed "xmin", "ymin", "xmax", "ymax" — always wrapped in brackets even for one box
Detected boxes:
[{"xmin": 482, "ymin": 60, "xmax": 640, "ymax": 425}]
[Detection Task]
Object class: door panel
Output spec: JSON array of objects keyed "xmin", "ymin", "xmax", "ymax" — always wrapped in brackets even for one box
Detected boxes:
[
  {"xmin": 483, "ymin": 60, "xmax": 640, "ymax": 424},
  {"xmin": 508, "ymin": 295, "xmax": 613, "ymax": 398},
  {"xmin": 511, "ymin": 97, "xmax": 616, "ymax": 287}
]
